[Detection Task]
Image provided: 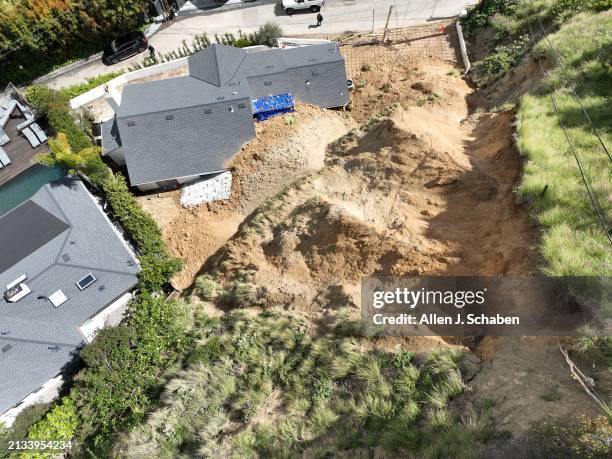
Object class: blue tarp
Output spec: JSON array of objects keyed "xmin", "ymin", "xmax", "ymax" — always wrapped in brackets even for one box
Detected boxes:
[{"xmin": 251, "ymin": 93, "xmax": 295, "ymax": 122}]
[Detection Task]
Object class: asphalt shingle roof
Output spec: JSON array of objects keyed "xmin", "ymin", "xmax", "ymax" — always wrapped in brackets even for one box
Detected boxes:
[
  {"xmin": 104, "ymin": 42, "xmax": 349, "ymax": 187},
  {"xmin": 117, "ymin": 75, "xmax": 250, "ymax": 118},
  {"xmin": 0, "ymin": 178, "xmax": 140, "ymax": 415},
  {"xmin": 188, "ymin": 44, "xmax": 247, "ymax": 86}
]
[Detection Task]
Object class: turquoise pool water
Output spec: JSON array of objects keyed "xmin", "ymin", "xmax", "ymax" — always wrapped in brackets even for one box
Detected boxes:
[{"xmin": 0, "ymin": 165, "xmax": 66, "ymax": 216}]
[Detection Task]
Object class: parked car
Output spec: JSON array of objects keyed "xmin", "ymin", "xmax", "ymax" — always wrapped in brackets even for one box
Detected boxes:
[
  {"xmin": 102, "ymin": 31, "xmax": 148, "ymax": 65},
  {"xmin": 282, "ymin": 0, "xmax": 324, "ymax": 15}
]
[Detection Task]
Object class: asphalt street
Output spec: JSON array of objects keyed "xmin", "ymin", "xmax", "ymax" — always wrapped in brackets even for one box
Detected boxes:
[{"xmin": 46, "ymin": 0, "xmax": 477, "ymax": 89}]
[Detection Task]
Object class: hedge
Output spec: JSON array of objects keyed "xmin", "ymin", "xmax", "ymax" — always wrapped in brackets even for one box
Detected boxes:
[
  {"xmin": 99, "ymin": 173, "xmax": 183, "ymax": 291},
  {"xmin": 24, "ymin": 86, "xmax": 91, "ymax": 152}
]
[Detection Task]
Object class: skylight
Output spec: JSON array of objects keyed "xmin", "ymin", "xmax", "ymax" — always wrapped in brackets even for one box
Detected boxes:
[{"xmin": 76, "ymin": 273, "xmax": 97, "ymax": 291}]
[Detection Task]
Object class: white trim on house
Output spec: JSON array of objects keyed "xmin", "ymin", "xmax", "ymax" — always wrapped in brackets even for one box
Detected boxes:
[
  {"xmin": 0, "ymin": 290, "xmax": 136, "ymax": 427},
  {"xmin": 0, "ymin": 375, "xmax": 65, "ymax": 428}
]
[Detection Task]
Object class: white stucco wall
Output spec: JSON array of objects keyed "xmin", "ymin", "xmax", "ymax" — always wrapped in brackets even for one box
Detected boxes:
[
  {"xmin": 79, "ymin": 292, "xmax": 134, "ymax": 343},
  {"xmin": 0, "ymin": 375, "xmax": 64, "ymax": 428}
]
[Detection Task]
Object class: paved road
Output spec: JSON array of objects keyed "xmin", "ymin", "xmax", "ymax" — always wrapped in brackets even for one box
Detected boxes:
[{"xmin": 47, "ymin": 0, "xmax": 477, "ymax": 89}]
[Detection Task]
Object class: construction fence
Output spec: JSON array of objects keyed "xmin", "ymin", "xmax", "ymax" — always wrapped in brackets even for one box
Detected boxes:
[{"xmin": 337, "ymin": 21, "xmax": 462, "ymax": 76}]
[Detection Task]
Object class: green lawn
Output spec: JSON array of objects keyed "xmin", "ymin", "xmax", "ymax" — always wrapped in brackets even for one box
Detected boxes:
[{"xmin": 516, "ymin": 11, "xmax": 611, "ymax": 275}]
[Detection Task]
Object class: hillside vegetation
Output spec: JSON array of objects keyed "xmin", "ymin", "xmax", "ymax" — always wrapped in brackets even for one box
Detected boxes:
[
  {"xmin": 517, "ymin": 11, "xmax": 611, "ymax": 276},
  {"xmin": 464, "ymin": 1, "xmax": 611, "ymax": 276},
  {"xmin": 116, "ymin": 312, "xmax": 498, "ymax": 458},
  {"xmin": 0, "ymin": 0, "xmax": 147, "ymax": 85}
]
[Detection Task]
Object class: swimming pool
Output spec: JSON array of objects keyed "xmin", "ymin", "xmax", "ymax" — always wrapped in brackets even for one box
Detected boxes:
[{"xmin": 0, "ymin": 165, "xmax": 66, "ymax": 216}]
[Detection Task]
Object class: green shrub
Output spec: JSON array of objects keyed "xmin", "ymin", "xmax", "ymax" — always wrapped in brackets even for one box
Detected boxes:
[
  {"xmin": 474, "ymin": 33, "xmax": 530, "ymax": 78},
  {"xmin": 195, "ymin": 274, "xmax": 222, "ymax": 300},
  {"xmin": 233, "ymin": 37, "xmax": 255, "ymax": 48},
  {"xmin": 520, "ymin": 416, "xmax": 612, "ymax": 458},
  {"xmin": 58, "ymin": 71, "xmax": 125, "ymax": 100},
  {"xmin": 460, "ymin": 0, "xmax": 518, "ymax": 38},
  {"xmin": 117, "ymin": 312, "xmax": 480, "ymax": 457},
  {"xmin": 74, "ymin": 294, "xmax": 190, "ymax": 454},
  {"xmin": 99, "ymin": 173, "xmax": 182, "ymax": 291},
  {"xmin": 0, "ymin": 0, "xmax": 147, "ymax": 86},
  {"xmin": 21, "ymin": 398, "xmax": 79, "ymax": 459},
  {"xmin": 0, "ymin": 404, "xmax": 51, "ymax": 459},
  {"xmin": 25, "ymin": 85, "xmax": 91, "ymax": 152},
  {"xmin": 222, "ymin": 281, "xmax": 253, "ymax": 307},
  {"xmin": 251, "ymin": 22, "xmax": 283, "ymax": 47},
  {"xmin": 10, "ymin": 404, "xmax": 51, "ymax": 439}
]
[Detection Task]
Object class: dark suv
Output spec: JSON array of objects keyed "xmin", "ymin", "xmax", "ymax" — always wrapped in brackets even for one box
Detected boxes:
[{"xmin": 102, "ymin": 31, "xmax": 148, "ymax": 65}]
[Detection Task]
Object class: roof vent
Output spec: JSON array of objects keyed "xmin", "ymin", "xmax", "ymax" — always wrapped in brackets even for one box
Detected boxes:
[
  {"xmin": 265, "ymin": 65, "xmax": 275, "ymax": 69},
  {"xmin": 61, "ymin": 254, "xmax": 71, "ymax": 262},
  {"xmin": 217, "ymin": 96, "xmax": 225, "ymax": 101},
  {"xmin": 4, "ymin": 274, "xmax": 31, "ymax": 303},
  {"xmin": 204, "ymin": 108, "xmax": 212, "ymax": 114},
  {"xmin": 127, "ymin": 121, "xmax": 136, "ymax": 127},
  {"xmin": 165, "ymin": 114, "xmax": 174, "ymax": 120},
  {"xmin": 1, "ymin": 344, "xmax": 12, "ymax": 353},
  {"xmin": 47, "ymin": 345, "xmax": 60, "ymax": 352},
  {"xmin": 48, "ymin": 290, "xmax": 68, "ymax": 308}
]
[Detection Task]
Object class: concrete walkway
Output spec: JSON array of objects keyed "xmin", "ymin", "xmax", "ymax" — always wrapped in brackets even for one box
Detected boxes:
[{"xmin": 46, "ymin": 0, "xmax": 477, "ymax": 89}]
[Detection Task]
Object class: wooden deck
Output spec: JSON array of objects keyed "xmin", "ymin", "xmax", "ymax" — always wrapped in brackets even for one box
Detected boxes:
[{"xmin": 0, "ymin": 108, "xmax": 48, "ymax": 187}]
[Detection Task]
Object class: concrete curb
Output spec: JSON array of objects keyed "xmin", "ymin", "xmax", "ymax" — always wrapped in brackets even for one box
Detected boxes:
[{"xmin": 177, "ymin": 0, "xmax": 275, "ymax": 17}]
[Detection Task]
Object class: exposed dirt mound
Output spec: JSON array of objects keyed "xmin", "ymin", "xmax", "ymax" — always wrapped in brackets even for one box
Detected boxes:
[
  {"xmin": 207, "ymin": 93, "xmax": 535, "ymax": 324},
  {"xmin": 138, "ymin": 105, "xmax": 353, "ymax": 289},
  {"xmin": 197, "ymin": 57, "xmax": 598, "ymax": 432}
]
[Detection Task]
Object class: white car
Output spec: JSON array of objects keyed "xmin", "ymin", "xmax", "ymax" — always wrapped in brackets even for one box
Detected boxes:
[{"xmin": 282, "ymin": 0, "xmax": 325, "ymax": 15}]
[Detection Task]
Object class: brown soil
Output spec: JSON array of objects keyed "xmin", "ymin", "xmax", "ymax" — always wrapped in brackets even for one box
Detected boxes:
[
  {"xmin": 137, "ymin": 104, "xmax": 353, "ymax": 289},
  {"xmin": 140, "ymin": 39, "xmax": 600, "ymax": 436},
  {"xmin": 209, "ymin": 61, "xmax": 533, "ymax": 320}
]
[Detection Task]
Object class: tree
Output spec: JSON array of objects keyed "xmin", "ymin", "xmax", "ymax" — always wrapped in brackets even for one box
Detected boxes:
[
  {"xmin": 37, "ymin": 133, "xmax": 109, "ymax": 182},
  {"xmin": 252, "ymin": 22, "xmax": 283, "ymax": 47}
]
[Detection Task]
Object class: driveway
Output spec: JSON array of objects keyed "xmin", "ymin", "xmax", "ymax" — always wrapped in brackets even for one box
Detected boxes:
[{"xmin": 46, "ymin": 0, "xmax": 478, "ymax": 89}]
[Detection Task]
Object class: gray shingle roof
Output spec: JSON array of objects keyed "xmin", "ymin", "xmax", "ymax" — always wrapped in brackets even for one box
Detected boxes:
[
  {"xmin": 120, "ymin": 99, "xmax": 256, "ymax": 186},
  {"xmin": 0, "ymin": 201, "xmax": 69, "ymax": 272},
  {"xmin": 100, "ymin": 118, "xmax": 122, "ymax": 154},
  {"xmin": 104, "ymin": 42, "xmax": 349, "ymax": 186},
  {"xmin": 281, "ymin": 42, "xmax": 345, "ymax": 68},
  {"xmin": 0, "ymin": 178, "xmax": 140, "ymax": 415},
  {"xmin": 188, "ymin": 43, "xmax": 247, "ymax": 86},
  {"xmin": 117, "ymin": 75, "xmax": 250, "ymax": 118}
]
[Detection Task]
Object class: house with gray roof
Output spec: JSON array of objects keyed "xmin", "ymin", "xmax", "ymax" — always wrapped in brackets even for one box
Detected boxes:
[
  {"xmin": 0, "ymin": 178, "xmax": 140, "ymax": 427},
  {"xmin": 101, "ymin": 42, "xmax": 349, "ymax": 191}
]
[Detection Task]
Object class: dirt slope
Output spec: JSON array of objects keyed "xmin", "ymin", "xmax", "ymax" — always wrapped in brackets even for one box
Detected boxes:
[
  {"xmin": 198, "ymin": 58, "xmax": 599, "ymax": 436},
  {"xmin": 138, "ymin": 42, "xmax": 600, "ymax": 436},
  {"xmin": 138, "ymin": 105, "xmax": 353, "ymax": 289}
]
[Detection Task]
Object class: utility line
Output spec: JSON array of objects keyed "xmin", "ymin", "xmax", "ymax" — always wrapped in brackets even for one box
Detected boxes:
[
  {"xmin": 527, "ymin": 21, "xmax": 611, "ymax": 243},
  {"xmin": 526, "ymin": 0, "xmax": 611, "ymax": 163}
]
